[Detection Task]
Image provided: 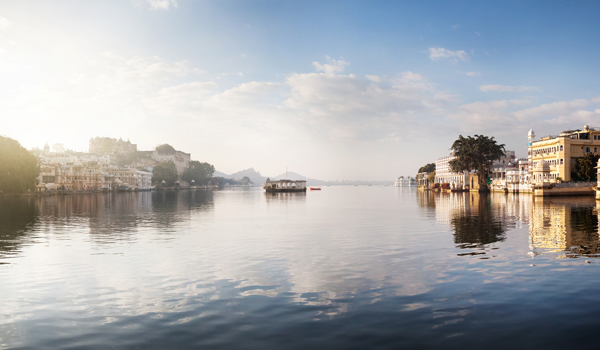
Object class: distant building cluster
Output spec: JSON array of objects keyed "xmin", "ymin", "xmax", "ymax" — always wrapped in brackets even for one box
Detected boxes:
[
  {"xmin": 422, "ymin": 125, "xmax": 600, "ymax": 193},
  {"xmin": 34, "ymin": 137, "xmax": 191, "ymax": 192}
]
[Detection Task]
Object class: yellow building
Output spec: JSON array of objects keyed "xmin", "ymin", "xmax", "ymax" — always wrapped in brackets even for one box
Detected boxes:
[{"xmin": 528, "ymin": 125, "xmax": 600, "ymax": 181}]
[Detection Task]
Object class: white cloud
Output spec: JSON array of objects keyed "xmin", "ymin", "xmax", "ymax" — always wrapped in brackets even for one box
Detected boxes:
[
  {"xmin": 465, "ymin": 71, "xmax": 480, "ymax": 77},
  {"xmin": 479, "ymin": 85, "xmax": 536, "ymax": 92},
  {"xmin": 0, "ymin": 17, "xmax": 12, "ymax": 30},
  {"xmin": 451, "ymin": 24, "xmax": 460, "ymax": 29},
  {"xmin": 365, "ymin": 75, "xmax": 381, "ymax": 82},
  {"xmin": 147, "ymin": 0, "xmax": 178, "ymax": 10},
  {"xmin": 428, "ymin": 47, "xmax": 469, "ymax": 62},
  {"xmin": 312, "ymin": 56, "xmax": 349, "ymax": 75}
]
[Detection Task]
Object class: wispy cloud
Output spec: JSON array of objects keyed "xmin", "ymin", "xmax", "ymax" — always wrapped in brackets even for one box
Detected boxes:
[
  {"xmin": 0, "ymin": 17, "xmax": 12, "ymax": 30},
  {"xmin": 147, "ymin": 0, "xmax": 178, "ymax": 10},
  {"xmin": 465, "ymin": 71, "xmax": 480, "ymax": 77},
  {"xmin": 312, "ymin": 56, "xmax": 349, "ymax": 75},
  {"xmin": 428, "ymin": 47, "xmax": 469, "ymax": 62},
  {"xmin": 479, "ymin": 85, "xmax": 536, "ymax": 92}
]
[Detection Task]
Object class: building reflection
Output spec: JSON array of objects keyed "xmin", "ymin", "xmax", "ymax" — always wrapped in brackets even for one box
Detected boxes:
[
  {"xmin": 2, "ymin": 191, "xmax": 215, "ymax": 254},
  {"xmin": 529, "ymin": 197, "xmax": 600, "ymax": 258},
  {"xmin": 420, "ymin": 189, "xmax": 600, "ymax": 259}
]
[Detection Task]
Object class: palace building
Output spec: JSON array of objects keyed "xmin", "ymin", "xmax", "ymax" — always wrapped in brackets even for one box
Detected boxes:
[{"xmin": 528, "ymin": 125, "xmax": 600, "ymax": 181}]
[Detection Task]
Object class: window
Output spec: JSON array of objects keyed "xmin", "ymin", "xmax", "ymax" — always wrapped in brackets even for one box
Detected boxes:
[
  {"xmin": 587, "ymin": 147, "xmax": 591, "ymax": 153},
  {"xmin": 596, "ymin": 148, "xmax": 598, "ymax": 153},
  {"xmin": 560, "ymin": 159, "xmax": 563, "ymax": 165},
  {"xmin": 560, "ymin": 145, "xmax": 563, "ymax": 151}
]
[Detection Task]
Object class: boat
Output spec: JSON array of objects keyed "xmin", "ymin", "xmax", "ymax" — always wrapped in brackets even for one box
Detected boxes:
[
  {"xmin": 264, "ymin": 178, "xmax": 307, "ymax": 192},
  {"xmin": 310, "ymin": 187, "xmax": 321, "ymax": 191}
]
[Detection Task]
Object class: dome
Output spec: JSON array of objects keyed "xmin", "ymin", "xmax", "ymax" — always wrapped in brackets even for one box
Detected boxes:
[
  {"xmin": 535, "ymin": 159, "xmax": 550, "ymax": 172},
  {"xmin": 528, "ymin": 129, "xmax": 535, "ymax": 137}
]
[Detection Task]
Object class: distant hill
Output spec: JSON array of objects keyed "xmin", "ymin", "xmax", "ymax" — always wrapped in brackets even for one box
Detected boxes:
[
  {"xmin": 213, "ymin": 170, "xmax": 229, "ymax": 178},
  {"xmin": 215, "ymin": 168, "xmax": 393, "ymax": 186},
  {"xmin": 214, "ymin": 168, "xmax": 266, "ymax": 185},
  {"xmin": 272, "ymin": 172, "xmax": 327, "ymax": 186}
]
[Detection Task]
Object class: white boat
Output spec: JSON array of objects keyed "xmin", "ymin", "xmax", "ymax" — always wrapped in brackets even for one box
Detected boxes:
[{"xmin": 395, "ymin": 176, "xmax": 416, "ymax": 187}]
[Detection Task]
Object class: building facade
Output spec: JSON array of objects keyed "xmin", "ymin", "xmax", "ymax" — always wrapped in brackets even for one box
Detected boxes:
[{"xmin": 528, "ymin": 125, "xmax": 600, "ymax": 181}]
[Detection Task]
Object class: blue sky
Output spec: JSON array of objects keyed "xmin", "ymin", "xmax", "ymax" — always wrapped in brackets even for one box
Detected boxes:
[{"xmin": 2, "ymin": 0, "xmax": 600, "ymax": 180}]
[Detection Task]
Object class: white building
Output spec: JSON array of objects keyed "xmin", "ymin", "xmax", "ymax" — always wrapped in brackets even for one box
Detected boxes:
[
  {"xmin": 434, "ymin": 153, "xmax": 469, "ymax": 189},
  {"xmin": 435, "ymin": 150, "xmax": 516, "ymax": 189},
  {"xmin": 151, "ymin": 150, "xmax": 190, "ymax": 175}
]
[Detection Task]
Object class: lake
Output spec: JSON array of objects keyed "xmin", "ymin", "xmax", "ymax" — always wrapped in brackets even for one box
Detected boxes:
[{"xmin": 1, "ymin": 187, "xmax": 600, "ymax": 349}]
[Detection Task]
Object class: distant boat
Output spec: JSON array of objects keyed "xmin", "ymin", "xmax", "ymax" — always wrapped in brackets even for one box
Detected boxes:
[{"xmin": 310, "ymin": 187, "xmax": 321, "ymax": 191}]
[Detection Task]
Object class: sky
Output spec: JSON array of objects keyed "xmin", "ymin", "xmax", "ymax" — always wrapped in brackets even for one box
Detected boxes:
[{"xmin": 2, "ymin": 0, "xmax": 600, "ymax": 180}]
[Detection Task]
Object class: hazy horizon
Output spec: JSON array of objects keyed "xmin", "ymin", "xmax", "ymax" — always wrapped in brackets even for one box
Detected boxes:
[{"xmin": 3, "ymin": 1, "xmax": 600, "ymax": 180}]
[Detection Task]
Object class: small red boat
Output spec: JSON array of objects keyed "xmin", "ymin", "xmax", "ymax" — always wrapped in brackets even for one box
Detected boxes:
[{"xmin": 310, "ymin": 187, "xmax": 321, "ymax": 191}]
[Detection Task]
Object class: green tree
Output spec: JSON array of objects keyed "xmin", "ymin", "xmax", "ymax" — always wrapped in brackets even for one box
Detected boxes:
[
  {"xmin": 427, "ymin": 170, "xmax": 436, "ymax": 184},
  {"xmin": 155, "ymin": 144, "xmax": 176, "ymax": 154},
  {"xmin": 575, "ymin": 153, "xmax": 600, "ymax": 181},
  {"xmin": 240, "ymin": 176, "xmax": 253, "ymax": 185},
  {"xmin": 181, "ymin": 161, "xmax": 215, "ymax": 185},
  {"xmin": 449, "ymin": 135, "xmax": 506, "ymax": 191},
  {"xmin": 0, "ymin": 136, "xmax": 39, "ymax": 193},
  {"xmin": 418, "ymin": 163, "xmax": 436, "ymax": 174},
  {"xmin": 152, "ymin": 161, "xmax": 178, "ymax": 186}
]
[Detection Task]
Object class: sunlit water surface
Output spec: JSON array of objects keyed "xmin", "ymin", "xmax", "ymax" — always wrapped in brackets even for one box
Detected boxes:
[{"xmin": 2, "ymin": 187, "xmax": 600, "ymax": 349}]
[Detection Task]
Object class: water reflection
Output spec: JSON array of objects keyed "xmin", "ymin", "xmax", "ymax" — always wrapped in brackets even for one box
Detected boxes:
[
  {"xmin": 0, "ymin": 197, "xmax": 38, "ymax": 261},
  {"xmin": 3, "ymin": 191, "xmax": 215, "ymax": 254},
  {"xmin": 5, "ymin": 188, "xmax": 600, "ymax": 348},
  {"xmin": 421, "ymin": 190, "xmax": 600, "ymax": 259},
  {"xmin": 264, "ymin": 191, "xmax": 307, "ymax": 203},
  {"xmin": 529, "ymin": 197, "xmax": 600, "ymax": 258}
]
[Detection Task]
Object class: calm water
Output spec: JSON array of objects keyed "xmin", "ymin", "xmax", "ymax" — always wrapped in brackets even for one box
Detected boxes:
[{"xmin": 2, "ymin": 187, "xmax": 600, "ymax": 349}]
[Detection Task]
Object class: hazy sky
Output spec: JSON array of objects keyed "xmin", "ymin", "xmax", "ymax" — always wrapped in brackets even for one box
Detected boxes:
[{"xmin": 2, "ymin": 0, "xmax": 600, "ymax": 180}]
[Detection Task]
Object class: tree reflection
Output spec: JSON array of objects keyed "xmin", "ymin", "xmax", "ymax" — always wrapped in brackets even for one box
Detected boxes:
[
  {"xmin": 0, "ymin": 197, "xmax": 37, "ymax": 259},
  {"xmin": 450, "ymin": 194, "xmax": 507, "ymax": 249}
]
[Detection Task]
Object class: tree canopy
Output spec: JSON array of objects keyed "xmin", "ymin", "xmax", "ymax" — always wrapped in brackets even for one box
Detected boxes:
[
  {"xmin": 239, "ymin": 176, "xmax": 253, "ymax": 185},
  {"xmin": 0, "ymin": 136, "xmax": 39, "ymax": 193},
  {"xmin": 449, "ymin": 135, "xmax": 505, "ymax": 190},
  {"xmin": 152, "ymin": 161, "xmax": 178, "ymax": 186},
  {"xmin": 575, "ymin": 153, "xmax": 600, "ymax": 181},
  {"xmin": 155, "ymin": 144, "xmax": 176, "ymax": 154},
  {"xmin": 181, "ymin": 161, "xmax": 215, "ymax": 185},
  {"xmin": 418, "ymin": 163, "xmax": 436, "ymax": 174}
]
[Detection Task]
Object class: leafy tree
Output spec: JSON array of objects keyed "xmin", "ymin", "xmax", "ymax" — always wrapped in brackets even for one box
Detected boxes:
[
  {"xmin": 240, "ymin": 176, "xmax": 253, "ymax": 185},
  {"xmin": 152, "ymin": 161, "xmax": 178, "ymax": 186},
  {"xmin": 181, "ymin": 161, "xmax": 215, "ymax": 185},
  {"xmin": 155, "ymin": 144, "xmax": 176, "ymax": 154},
  {"xmin": 418, "ymin": 163, "xmax": 436, "ymax": 174},
  {"xmin": 0, "ymin": 136, "xmax": 39, "ymax": 193},
  {"xmin": 427, "ymin": 170, "xmax": 436, "ymax": 184},
  {"xmin": 449, "ymin": 135, "xmax": 506, "ymax": 191},
  {"xmin": 575, "ymin": 153, "xmax": 600, "ymax": 181}
]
